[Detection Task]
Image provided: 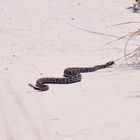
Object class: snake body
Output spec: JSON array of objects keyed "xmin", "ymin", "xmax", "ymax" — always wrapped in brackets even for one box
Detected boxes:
[{"xmin": 29, "ymin": 61, "xmax": 114, "ymax": 91}]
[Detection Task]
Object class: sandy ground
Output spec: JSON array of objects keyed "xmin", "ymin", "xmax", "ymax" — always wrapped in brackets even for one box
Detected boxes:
[{"xmin": 1, "ymin": 0, "xmax": 140, "ymax": 139}]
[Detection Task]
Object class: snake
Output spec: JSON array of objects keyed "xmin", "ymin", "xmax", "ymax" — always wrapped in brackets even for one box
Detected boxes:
[{"xmin": 28, "ymin": 61, "xmax": 115, "ymax": 91}]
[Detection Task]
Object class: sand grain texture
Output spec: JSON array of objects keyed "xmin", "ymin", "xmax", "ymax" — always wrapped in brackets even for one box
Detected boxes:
[{"xmin": 1, "ymin": 0, "xmax": 140, "ymax": 139}]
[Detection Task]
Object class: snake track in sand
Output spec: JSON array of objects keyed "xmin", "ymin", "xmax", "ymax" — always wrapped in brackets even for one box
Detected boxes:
[{"xmin": 28, "ymin": 61, "xmax": 114, "ymax": 91}]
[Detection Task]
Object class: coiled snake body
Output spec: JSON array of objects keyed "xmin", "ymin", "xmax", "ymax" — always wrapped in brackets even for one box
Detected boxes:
[{"xmin": 29, "ymin": 61, "xmax": 114, "ymax": 91}]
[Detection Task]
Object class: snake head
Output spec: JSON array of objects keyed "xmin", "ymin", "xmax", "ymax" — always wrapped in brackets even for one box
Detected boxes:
[{"xmin": 105, "ymin": 61, "xmax": 115, "ymax": 67}]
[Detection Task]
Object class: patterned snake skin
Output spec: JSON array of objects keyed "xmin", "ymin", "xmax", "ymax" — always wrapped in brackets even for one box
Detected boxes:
[{"xmin": 28, "ymin": 61, "xmax": 114, "ymax": 91}]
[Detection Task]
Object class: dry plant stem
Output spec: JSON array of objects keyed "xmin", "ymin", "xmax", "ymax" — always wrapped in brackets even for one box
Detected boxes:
[
  {"xmin": 68, "ymin": 23, "xmax": 137, "ymax": 47},
  {"xmin": 68, "ymin": 22, "xmax": 140, "ymax": 66},
  {"xmin": 106, "ymin": 21, "xmax": 140, "ymax": 28},
  {"xmin": 105, "ymin": 22, "xmax": 140, "ymax": 45},
  {"xmin": 105, "ymin": 32, "xmax": 139, "ymax": 46},
  {"xmin": 104, "ymin": 34, "xmax": 129, "ymax": 45},
  {"xmin": 68, "ymin": 23, "xmax": 124, "ymax": 39},
  {"xmin": 124, "ymin": 29, "xmax": 140, "ymax": 64},
  {"xmin": 107, "ymin": 22, "xmax": 140, "ymax": 65}
]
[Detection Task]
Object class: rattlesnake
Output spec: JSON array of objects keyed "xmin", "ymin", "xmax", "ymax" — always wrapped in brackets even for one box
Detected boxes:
[{"xmin": 28, "ymin": 61, "xmax": 114, "ymax": 91}]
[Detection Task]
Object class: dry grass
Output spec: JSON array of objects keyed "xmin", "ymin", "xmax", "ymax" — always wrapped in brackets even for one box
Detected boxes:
[
  {"xmin": 123, "ymin": 28, "xmax": 140, "ymax": 67},
  {"xmin": 109, "ymin": 22, "xmax": 140, "ymax": 67}
]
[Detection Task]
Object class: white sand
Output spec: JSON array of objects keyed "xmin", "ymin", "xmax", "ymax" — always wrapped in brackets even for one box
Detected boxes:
[{"xmin": 1, "ymin": 0, "xmax": 140, "ymax": 139}]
